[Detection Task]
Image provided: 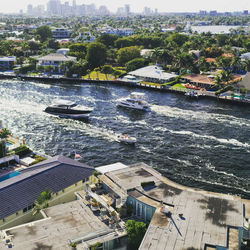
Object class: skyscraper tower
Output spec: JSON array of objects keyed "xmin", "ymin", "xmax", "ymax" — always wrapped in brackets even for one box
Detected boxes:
[{"xmin": 125, "ymin": 4, "xmax": 130, "ymax": 15}]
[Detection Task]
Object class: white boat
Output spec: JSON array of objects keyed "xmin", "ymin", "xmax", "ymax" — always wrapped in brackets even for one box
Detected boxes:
[
  {"xmin": 44, "ymin": 99, "xmax": 93, "ymax": 119},
  {"xmin": 117, "ymin": 134, "xmax": 136, "ymax": 145},
  {"xmin": 117, "ymin": 92, "xmax": 150, "ymax": 111},
  {"xmin": 185, "ymin": 91, "xmax": 199, "ymax": 98}
]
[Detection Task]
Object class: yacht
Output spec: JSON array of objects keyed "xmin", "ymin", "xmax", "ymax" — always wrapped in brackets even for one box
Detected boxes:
[
  {"xmin": 44, "ymin": 99, "xmax": 93, "ymax": 119},
  {"xmin": 117, "ymin": 134, "xmax": 136, "ymax": 145},
  {"xmin": 117, "ymin": 92, "xmax": 150, "ymax": 111}
]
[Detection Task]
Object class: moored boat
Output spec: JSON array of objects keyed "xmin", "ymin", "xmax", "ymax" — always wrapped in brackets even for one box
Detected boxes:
[{"xmin": 44, "ymin": 99, "xmax": 93, "ymax": 119}]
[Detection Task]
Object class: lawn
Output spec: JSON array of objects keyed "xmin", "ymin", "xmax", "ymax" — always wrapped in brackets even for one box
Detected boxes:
[
  {"xmin": 170, "ymin": 83, "xmax": 188, "ymax": 90},
  {"xmin": 82, "ymin": 71, "xmax": 115, "ymax": 80},
  {"xmin": 140, "ymin": 81, "xmax": 162, "ymax": 87}
]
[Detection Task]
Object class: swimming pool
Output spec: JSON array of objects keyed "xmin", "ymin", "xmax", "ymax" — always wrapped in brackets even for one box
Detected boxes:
[
  {"xmin": 0, "ymin": 171, "xmax": 21, "ymax": 182},
  {"xmin": 6, "ymin": 141, "xmax": 14, "ymax": 147}
]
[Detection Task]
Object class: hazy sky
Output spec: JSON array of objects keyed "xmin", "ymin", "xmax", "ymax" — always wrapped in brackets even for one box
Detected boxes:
[{"xmin": 1, "ymin": 0, "xmax": 250, "ymax": 13}]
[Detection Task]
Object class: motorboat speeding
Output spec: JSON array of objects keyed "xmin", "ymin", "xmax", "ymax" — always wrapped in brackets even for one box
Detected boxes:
[
  {"xmin": 117, "ymin": 92, "xmax": 150, "ymax": 111},
  {"xmin": 44, "ymin": 99, "xmax": 93, "ymax": 119},
  {"xmin": 117, "ymin": 134, "xmax": 136, "ymax": 145}
]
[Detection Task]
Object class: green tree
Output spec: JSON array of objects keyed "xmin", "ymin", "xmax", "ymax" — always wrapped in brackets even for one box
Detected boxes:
[
  {"xmin": 243, "ymin": 58, "xmax": 250, "ymax": 72},
  {"xmin": 216, "ymin": 34, "xmax": 228, "ymax": 47},
  {"xmin": 96, "ymin": 34, "xmax": 119, "ymax": 47},
  {"xmin": 198, "ymin": 56, "xmax": 210, "ymax": 72},
  {"xmin": 35, "ymin": 25, "xmax": 52, "ymax": 43},
  {"xmin": 151, "ymin": 48, "xmax": 162, "ymax": 64},
  {"xmin": 65, "ymin": 60, "xmax": 88, "ymax": 78},
  {"xmin": 0, "ymin": 140, "xmax": 7, "ymax": 158},
  {"xmin": 126, "ymin": 220, "xmax": 147, "ymax": 249},
  {"xmin": 217, "ymin": 56, "xmax": 232, "ymax": 70},
  {"xmin": 86, "ymin": 42, "xmax": 107, "ymax": 68},
  {"xmin": 44, "ymin": 65, "xmax": 54, "ymax": 74},
  {"xmin": 115, "ymin": 37, "xmax": 134, "ymax": 49},
  {"xmin": 167, "ymin": 33, "xmax": 188, "ymax": 47},
  {"xmin": 117, "ymin": 46, "xmax": 141, "ymax": 65},
  {"xmin": 47, "ymin": 39, "xmax": 60, "ymax": 50},
  {"xmin": 33, "ymin": 190, "xmax": 52, "ymax": 216},
  {"xmin": 101, "ymin": 65, "xmax": 113, "ymax": 80},
  {"xmin": 126, "ymin": 58, "xmax": 146, "ymax": 72}
]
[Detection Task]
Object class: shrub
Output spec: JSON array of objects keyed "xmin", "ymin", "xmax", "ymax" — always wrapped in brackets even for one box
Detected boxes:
[
  {"xmin": 30, "ymin": 155, "xmax": 47, "ymax": 166},
  {"xmin": 14, "ymin": 145, "xmax": 32, "ymax": 157},
  {"xmin": 93, "ymin": 171, "xmax": 101, "ymax": 177},
  {"xmin": 90, "ymin": 242, "xmax": 102, "ymax": 250},
  {"xmin": 126, "ymin": 220, "xmax": 147, "ymax": 248}
]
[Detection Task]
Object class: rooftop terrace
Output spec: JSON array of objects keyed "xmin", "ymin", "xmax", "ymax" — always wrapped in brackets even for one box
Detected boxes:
[
  {"xmin": 0, "ymin": 199, "xmax": 114, "ymax": 250},
  {"xmin": 98, "ymin": 162, "xmax": 246, "ymax": 250}
]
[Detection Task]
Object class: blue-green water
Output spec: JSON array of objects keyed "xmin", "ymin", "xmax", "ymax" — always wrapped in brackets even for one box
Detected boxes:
[
  {"xmin": 0, "ymin": 171, "xmax": 21, "ymax": 182},
  {"xmin": 0, "ymin": 79, "xmax": 249, "ymax": 198}
]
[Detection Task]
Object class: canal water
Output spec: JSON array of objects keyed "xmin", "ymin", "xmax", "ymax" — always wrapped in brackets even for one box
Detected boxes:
[{"xmin": 0, "ymin": 80, "xmax": 249, "ymax": 198}]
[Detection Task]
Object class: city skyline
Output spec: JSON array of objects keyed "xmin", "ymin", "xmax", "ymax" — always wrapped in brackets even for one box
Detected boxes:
[{"xmin": 1, "ymin": 0, "xmax": 250, "ymax": 14}]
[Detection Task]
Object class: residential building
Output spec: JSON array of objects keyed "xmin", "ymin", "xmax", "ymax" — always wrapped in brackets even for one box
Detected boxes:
[
  {"xmin": 241, "ymin": 52, "xmax": 250, "ymax": 60},
  {"xmin": 0, "ymin": 57, "xmax": 16, "ymax": 71},
  {"xmin": 52, "ymin": 28, "xmax": 71, "ymax": 39},
  {"xmin": 0, "ymin": 199, "xmax": 123, "ymax": 249},
  {"xmin": 37, "ymin": 53, "xmax": 76, "ymax": 73},
  {"xmin": 0, "ymin": 155, "xmax": 94, "ymax": 229},
  {"xmin": 95, "ymin": 162, "xmax": 247, "ymax": 250},
  {"xmin": 182, "ymin": 74, "xmax": 242, "ymax": 90},
  {"xmin": 56, "ymin": 48, "xmax": 70, "ymax": 55},
  {"xmin": 128, "ymin": 65, "xmax": 177, "ymax": 83},
  {"xmin": 101, "ymin": 27, "xmax": 134, "ymax": 37}
]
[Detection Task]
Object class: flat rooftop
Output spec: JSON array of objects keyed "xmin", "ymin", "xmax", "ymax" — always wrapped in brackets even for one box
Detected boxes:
[
  {"xmin": 0, "ymin": 200, "xmax": 112, "ymax": 250},
  {"xmin": 100, "ymin": 162, "xmax": 245, "ymax": 250}
]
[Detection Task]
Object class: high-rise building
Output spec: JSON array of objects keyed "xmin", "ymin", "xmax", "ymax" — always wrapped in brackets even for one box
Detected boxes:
[
  {"xmin": 27, "ymin": 4, "xmax": 33, "ymax": 15},
  {"xmin": 243, "ymin": 10, "xmax": 248, "ymax": 15},
  {"xmin": 125, "ymin": 4, "xmax": 130, "ymax": 15},
  {"xmin": 199, "ymin": 10, "xmax": 207, "ymax": 15},
  {"xmin": 47, "ymin": 0, "xmax": 61, "ymax": 15},
  {"xmin": 143, "ymin": 7, "xmax": 152, "ymax": 15}
]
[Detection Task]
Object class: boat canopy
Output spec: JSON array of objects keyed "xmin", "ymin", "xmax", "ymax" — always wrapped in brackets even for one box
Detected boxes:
[{"xmin": 52, "ymin": 99, "xmax": 76, "ymax": 107}]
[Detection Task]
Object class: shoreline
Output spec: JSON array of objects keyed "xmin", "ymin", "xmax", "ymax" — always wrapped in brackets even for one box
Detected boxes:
[{"xmin": 0, "ymin": 73, "xmax": 250, "ymax": 106}]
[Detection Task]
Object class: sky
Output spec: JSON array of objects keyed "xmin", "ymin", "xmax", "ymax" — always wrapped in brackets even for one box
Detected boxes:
[{"xmin": 1, "ymin": 0, "xmax": 250, "ymax": 13}]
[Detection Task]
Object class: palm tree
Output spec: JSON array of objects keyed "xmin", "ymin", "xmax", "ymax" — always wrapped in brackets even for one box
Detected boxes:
[
  {"xmin": 230, "ymin": 56, "xmax": 242, "ymax": 73},
  {"xmin": 0, "ymin": 128, "xmax": 11, "ymax": 139},
  {"xmin": 151, "ymin": 48, "xmax": 162, "ymax": 65},
  {"xmin": 86, "ymin": 69, "xmax": 91, "ymax": 79},
  {"xmin": 32, "ymin": 190, "xmax": 52, "ymax": 216},
  {"xmin": 243, "ymin": 58, "xmax": 250, "ymax": 72},
  {"xmin": 94, "ymin": 67, "xmax": 100, "ymax": 80}
]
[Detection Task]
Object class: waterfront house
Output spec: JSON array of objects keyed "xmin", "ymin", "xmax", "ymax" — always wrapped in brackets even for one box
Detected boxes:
[
  {"xmin": 182, "ymin": 74, "xmax": 216, "ymax": 89},
  {"xmin": 128, "ymin": 65, "xmax": 177, "ymax": 83},
  {"xmin": 0, "ymin": 199, "xmax": 123, "ymax": 250},
  {"xmin": 0, "ymin": 57, "xmax": 16, "ymax": 71},
  {"xmin": 37, "ymin": 53, "xmax": 76, "ymax": 73},
  {"xmin": 0, "ymin": 155, "xmax": 94, "ymax": 229},
  {"xmin": 238, "ymin": 72, "xmax": 250, "ymax": 91},
  {"xmin": 95, "ymin": 162, "xmax": 247, "ymax": 250},
  {"xmin": 241, "ymin": 52, "xmax": 250, "ymax": 61}
]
